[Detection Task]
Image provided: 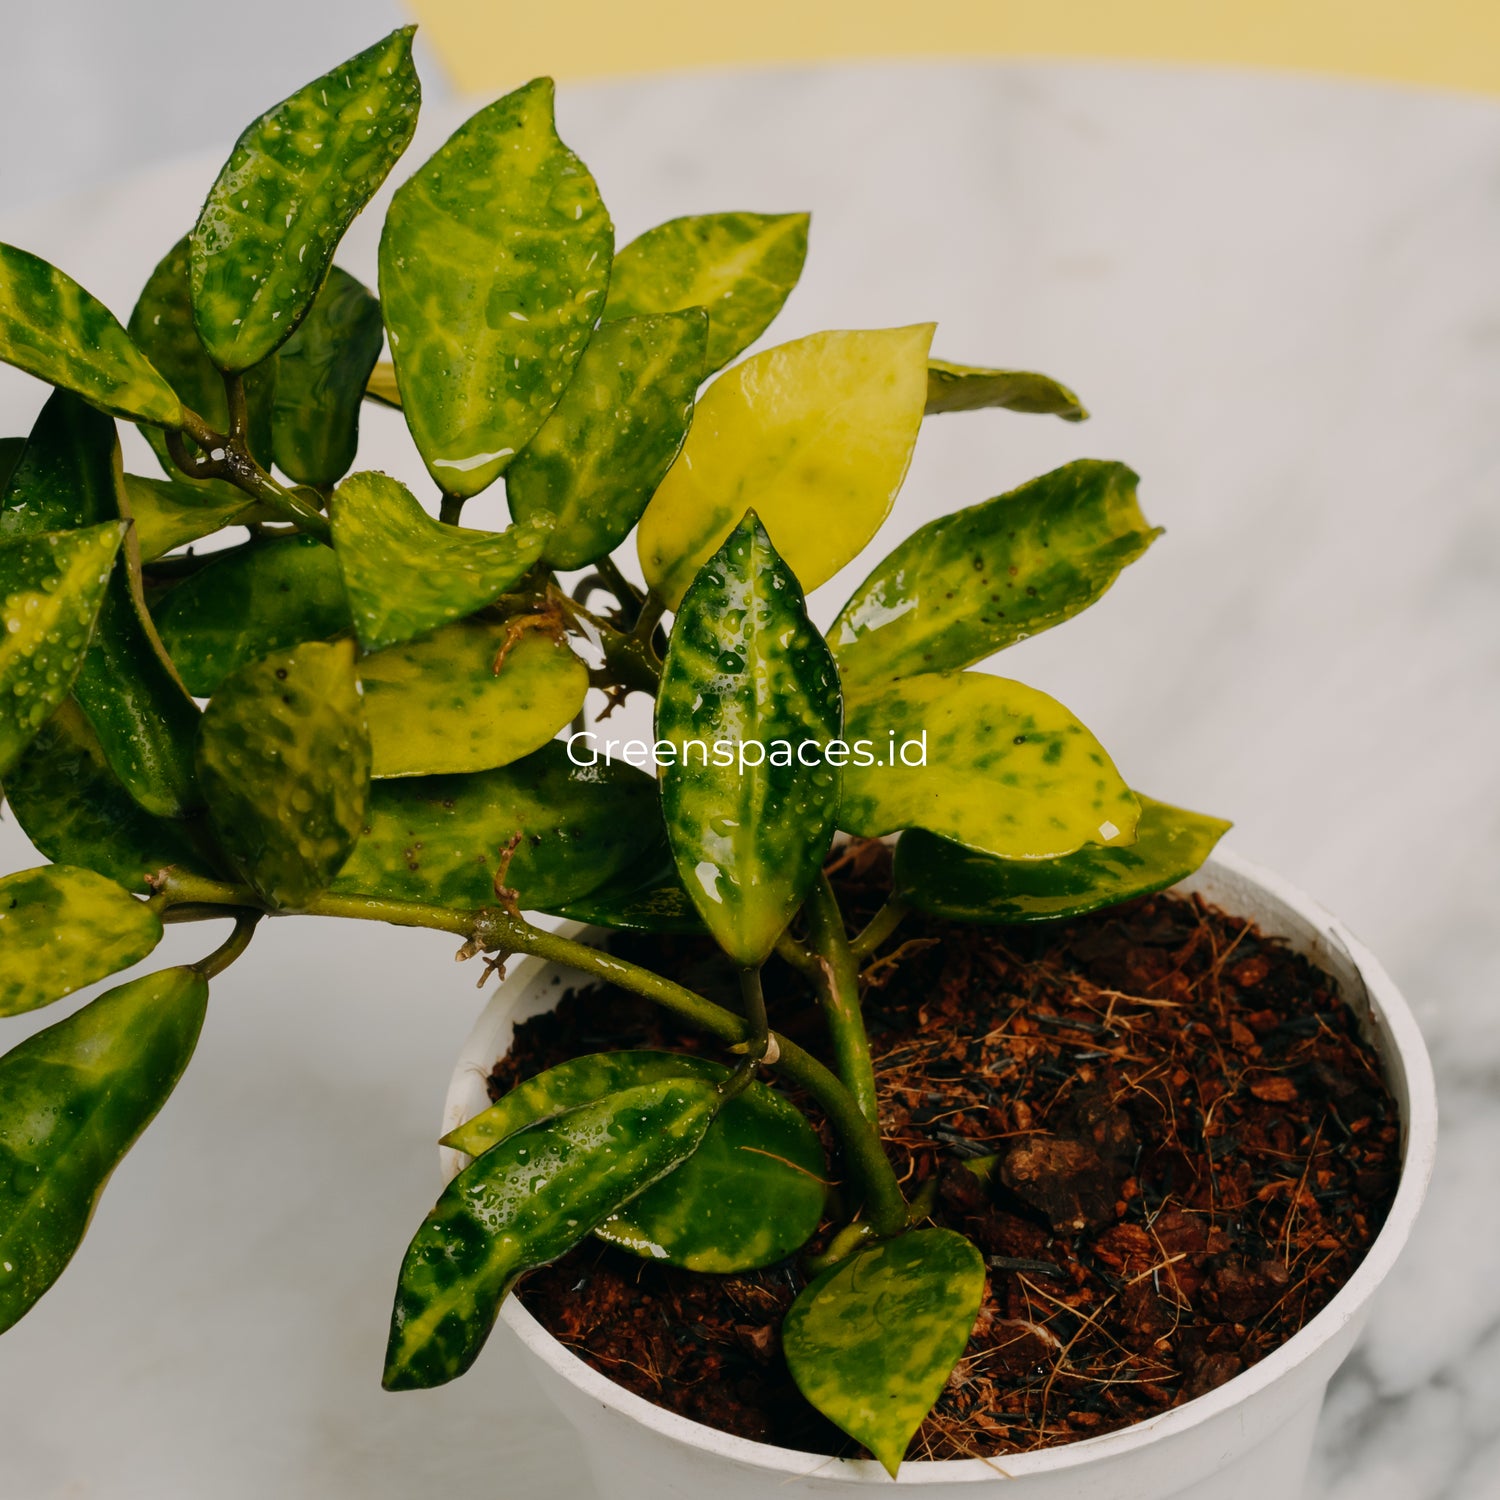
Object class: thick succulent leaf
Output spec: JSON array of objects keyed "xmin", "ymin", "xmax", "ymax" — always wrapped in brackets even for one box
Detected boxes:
[
  {"xmin": 925, "ymin": 359, "xmax": 1087, "ymax": 420},
  {"xmin": 507, "ymin": 310, "xmax": 707, "ymax": 569},
  {"xmin": 0, "ymin": 244, "xmax": 181, "ymax": 427},
  {"xmin": 831, "ymin": 461, "xmax": 1159, "ymax": 688},
  {"xmin": 332, "ymin": 740, "xmax": 660, "ymax": 911},
  {"xmin": 840, "ymin": 672, "xmax": 1139, "ymax": 861},
  {"xmin": 272, "ymin": 266, "xmax": 384, "ymax": 486},
  {"xmin": 0, "ymin": 966, "xmax": 208, "ymax": 1334},
  {"xmin": 0, "ymin": 523, "xmax": 123, "ymax": 777},
  {"xmin": 3, "ymin": 703, "xmax": 211, "ymax": 892},
  {"xmin": 191, "ymin": 28, "xmax": 420, "ymax": 370},
  {"xmin": 548, "ymin": 844, "xmax": 703, "ymax": 933},
  {"xmin": 894, "ymin": 795, "xmax": 1232, "ymax": 924},
  {"xmin": 783, "ymin": 1228, "xmax": 986, "ymax": 1477},
  {"xmin": 604, "ymin": 211, "xmax": 809, "ymax": 375},
  {"xmin": 384, "ymin": 1077, "xmax": 719, "ymax": 1390},
  {"xmin": 196, "ymin": 639, "xmax": 370, "ymax": 908},
  {"xmin": 443, "ymin": 1050, "xmax": 826, "ymax": 1273},
  {"xmin": 125, "ymin": 474, "xmax": 262, "ymax": 562},
  {"xmin": 330, "ymin": 471, "xmax": 550, "ymax": 651},
  {"xmin": 0, "ymin": 865, "xmax": 162, "ymax": 1017},
  {"xmin": 361, "ymin": 621, "xmax": 586, "ymax": 778},
  {"xmin": 638, "ymin": 325, "xmax": 932, "ymax": 609},
  {"xmin": 379, "ymin": 77, "xmax": 613, "ymax": 500},
  {"xmin": 152, "ymin": 535, "xmax": 352, "ymax": 696},
  {"xmin": 657, "ymin": 515, "xmax": 841, "ymax": 967}
]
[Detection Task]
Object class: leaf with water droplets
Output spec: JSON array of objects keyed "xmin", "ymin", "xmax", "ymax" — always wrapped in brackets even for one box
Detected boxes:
[
  {"xmin": 656, "ymin": 514, "xmax": 841, "ymax": 967},
  {"xmin": 924, "ymin": 359, "xmax": 1088, "ymax": 419},
  {"xmin": 196, "ymin": 639, "xmax": 371, "ymax": 908},
  {"xmin": 379, "ymin": 77, "xmax": 613, "ymax": 500},
  {"xmin": 191, "ymin": 28, "xmax": 420, "ymax": 370},
  {"xmin": 125, "ymin": 473, "xmax": 265, "ymax": 563}
]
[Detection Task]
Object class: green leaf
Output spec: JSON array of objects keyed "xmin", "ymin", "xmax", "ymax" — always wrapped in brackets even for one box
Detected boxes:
[
  {"xmin": 604, "ymin": 211, "xmax": 809, "ymax": 375},
  {"xmin": 831, "ymin": 461, "xmax": 1159, "ymax": 689},
  {"xmin": 548, "ymin": 844, "xmax": 703, "ymax": 933},
  {"xmin": 0, "ymin": 436, "xmax": 25, "ymax": 492},
  {"xmin": 384, "ymin": 1076, "xmax": 719, "ymax": 1390},
  {"xmin": 152, "ymin": 535, "xmax": 352, "ymax": 696},
  {"xmin": 196, "ymin": 639, "xmax": 371, "ymax": 908},
  {"xmin": 363, "ymin": 361, "xmax": 401, "ymax": 409},
  {"xmin": 330, "ymin": 471, "xmax": 550, "ymax": 651},
  {"xmin": 125, "ymin": 474, "xmax": 262, "ymax": 562},
  {"xmin": 840, "ymin": 672, "xmax": 1140, "ymax": 860},
  {"xmin": 0, "ymin": 523, "xmax": 124, "ymax": 778},
  {"xmin": 443, "ymin": 1050, "xmax": 826, "ymax": 1273},
  {"xmin": 894, "ymin": 794, "xmax": 1232, "ymax": 924},
  {"xmin": 0, "ymin": 865, "xmax": 162, "ymax": 1017},
  {"xmin": 3, "ymin": 703, "xmax": 210, "ymax": 893},
  {"xmin": 272, "ymin": 266, "xmax": 384, "ymax": 486},
  {"xmin": 362, "ymin": 621, "xmax": 586, "ymax": 778},
  {"xmin": 925, "ymin": 359, "xmax": 1088, "ymax": 420},
  {"xmin": 783, "ymin": 1228, "xmax": 986, "ymax": 1476},
  {"xmin": 332, "ymin": 740, "xmax": 662, "ymax": 912},
  {"xmin": 0, "ymin": 244, "xmax": 182, "ymax": 426},
  {"xmin": 506, "ymin": 310, "xmax": 707, "ymax": 569},
  {"xmin": 0, "ymin": 966, "xmax": 208, "ymax": 1334},
  {"xmin": 656, "ymin": 514, "xmax": 841, "ymax": 967},
  {"xmin": 638, "ymin": 325, "xmax": 933, "ymax": 609},
  {"xmin": 379, "ymin": 76, "xmax": 613, "ymax": 500},
  {"xmin": 191, "ymin": 28, "xmax": 420, "ymax": 370}
]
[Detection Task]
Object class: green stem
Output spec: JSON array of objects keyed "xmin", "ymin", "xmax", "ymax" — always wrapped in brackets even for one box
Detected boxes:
[
  {"xmin": 438, "ymin": 492, "xmax": 465, "ymax": 526},
  {"xmin": 191, "ymin": 911, "xmax": 261, "ymax": 979},
  {"xmin": 803, "ymin": 873, "xmax": 881, "ymax": 1125},
  {"xmin": 596, "ymin": 554, "xmax": 644, "ymax": 626},
  {"xmin": 720, "ymin": 965, "xmax": 770, "ymax": 1101},
  {"xmin": 850, "ymin": 896, "xmax": 911, "ymax": 964}
]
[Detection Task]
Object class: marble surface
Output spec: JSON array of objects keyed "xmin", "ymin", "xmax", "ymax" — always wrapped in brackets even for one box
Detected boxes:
[{"xmin": 2, "ymin": 59, "xmax": 1498, "ymax": 1499}]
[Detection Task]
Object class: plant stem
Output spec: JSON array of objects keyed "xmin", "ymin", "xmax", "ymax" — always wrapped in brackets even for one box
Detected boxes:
[
  {"xmin": 190, "ymin": 911, "xmax": 261, "ymax": 979},
  {"xmin": 720, "ymin": 965, "xmax": 770, "ymax": 1101},
  {"xmin": 438, "ymin": 492, "xmax": 465, "ymax": 526},
  {"xmin": 596, "ymin": 554, "xmax": 644, "ymax": 626},
  {"xmin": 850, "ymin": 896, "xmax": 911, "ymax": 964},
  {"xmin": 803, "ymin": 873, "xmax": 880, "ymax": 1125}
]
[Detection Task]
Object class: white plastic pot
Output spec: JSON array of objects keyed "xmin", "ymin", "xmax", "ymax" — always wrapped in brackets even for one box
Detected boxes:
[{"xmin": 441, "ymin": 849, "xmax": 1436, "ymax": 1499}]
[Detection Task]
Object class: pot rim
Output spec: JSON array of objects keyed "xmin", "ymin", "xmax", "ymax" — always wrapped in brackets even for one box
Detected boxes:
[{"xmin": 442, "ymin": 846, "xmax": 1437, "ymax": 1484}]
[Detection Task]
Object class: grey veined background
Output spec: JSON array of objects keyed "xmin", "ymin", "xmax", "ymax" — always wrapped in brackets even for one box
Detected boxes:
[{"xmin": 2, "ymin": 5, "xmax": 1500, "ymax": 1498}]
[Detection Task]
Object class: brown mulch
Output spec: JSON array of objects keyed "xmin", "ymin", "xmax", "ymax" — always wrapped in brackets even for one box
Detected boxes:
[{"xmin": 496, "ymin": 841, "xmax": 1400, "ymax": 1463}]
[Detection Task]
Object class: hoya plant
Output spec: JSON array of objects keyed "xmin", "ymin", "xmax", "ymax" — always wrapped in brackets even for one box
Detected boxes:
[{"xmin": 0, "ymin": 29, "xmax": 1229, "ymax": 1474}]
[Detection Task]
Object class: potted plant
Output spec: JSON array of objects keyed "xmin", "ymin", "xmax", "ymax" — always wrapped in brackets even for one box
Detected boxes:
[{"xmin": 0, "ymin": 28, "xmax": 1434, "ymax": 1498}]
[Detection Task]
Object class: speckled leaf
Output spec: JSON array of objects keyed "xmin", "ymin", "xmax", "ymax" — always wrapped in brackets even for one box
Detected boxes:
[
  {"xmin": 124, "ymin": 474, "xmax": 266, "ymax": 563},
  {"xmin": 894, "ymin": 795, "xmax": 1232, "ymax": 924},
  {"xmin": 0, "ymin": 523, "xmax": 123, "ymax": 777},
  {"xmin": 840, "ymin": 672, "xmax": 1139, "ymax": 860},
  {"xmin": 548, "ymin": 844, "xmax": 703, "ymax": 933},
  {"xmin": 362, "ymin": 621, "xmax": 586, "ymax": 778},
  {"xmin": 191, "ymin": 28, "xmax": 420, "ymax": 370},
  {"xmin": 0, "ymin": 966, "xmax": 207, "ymax": 1334},
  {"xmin": 507, "ymin": 310, "xmax": 707, "ymax": 569},
  {"xmin": 0, "ymin": 865, "xmax": 162, "ymax": 1017},
  {"xmin": 925, "ymin": 360, "xmax": 1087, "ymax": 420},
  {"xmin": 638, "ymin": 325, "xmax": 932, "ymax": 609},
  {"xmin": 0, "ymin": 243, "xmax": 181, "ymax": 426},
  {"xmin": 196, "ymin": 639, "xmax": 370, "ymax": 908},
  {"xmin": 604, "ymin": 211, "xmax": 809, "ymax": 375},
  {"xmin": 384, "ymin": 1077, "xmax": 719, "ymax": 1390},
  {"xmin": 272, "ymin": 266, "xmax": 384, "ymax": 486},
  {"xmin": 657, "ymin": 514, "xmax": 841, "ymax": 967},
  {"xmin": 332, "ymin": 740, "xmax": 660, "ymax": 912},
  {"xmin": 783, "ymin": 1228, "xmax": 986, "ymax": 1476},
  {"xmin": 330, "ymin": 471, "xmax": 550, "ymax": 651},
  {"xmin": 831, "ymin": 461, "xmax": 1159, "ymax": 689},
  {"xmin": 379, "ymin": 77, "xmax": 613, "ymax": 500},
  {"xmin": 153, "ymin": 535, "xmax": 352, "ymax": 696}
]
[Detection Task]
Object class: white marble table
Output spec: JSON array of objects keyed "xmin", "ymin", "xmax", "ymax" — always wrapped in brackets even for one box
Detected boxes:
[{"xmin": 2, "ymin": 61, "xmax": 1497, "ymax": 1499}]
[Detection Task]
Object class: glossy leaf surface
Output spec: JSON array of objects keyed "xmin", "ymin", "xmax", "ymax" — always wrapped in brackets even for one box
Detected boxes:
[
  {"xmin": 657, "ymin": 515, "xmax": 841, "ymax": 967},
  {"xmin": 0, "ymin": 244, "xmax": 181, "ymax": 427},
  {"xmin": 549, "ymin": 845, "xmax": 703, "ymax": 933},
  {"xmin": 361, "ymin": 621, "xmax": 586, "ymax": 778},
  {"xmin": 925, "ymin": 359, "xmax": 1087, "ymax": 420},
  {"xmin": 894, "ymin": 795, "xmax": 1231, "ymax": 924},
  {"xmin": 125, "ymin": 474, "xmax": 262, "ymax": 562},
  {"xmin": 638, "ymin": 325, "xmax": 932, "ymax": 608},
  {"xmin": 507, "ymin": 310, "xmax": 707, "ymax": 569},
  {"xmin": 330, "ymin": 471, "xmax": 549, "ymax": 650},
  {"xmin": 783, "ymin": 1228, "xmax": 986, "ymax": 1476},
  {"xmin": 604, "ymin": 211, "xmax": 809, "ymax": 374},
  {"xmin": 384, "ymin": 1077, "xmax": 718, "ymax": 1389},
  {"xmin": 197, "ymin": 639, "xmax": 370, "ymax": 908},
  {"xmin": 379, "ymin": 77, "xmax": 613, "ymax": 499},
  {"xmin": 0, "ymin": 966, "xmax": 207, "ymax": 1334},
  {"xmin": 0, "ymin": 865, "xmax": 162, "ymax": 1017},
  {"xmin": 191, "ymin": 28, "xmax": 419, "ymax": 370},
  {"xmin": 831, "ymin": 461, "xmax": 1158, "ymax": 688},
  {"xmin": 841, "ymin": 672, "xmax": 1139, "ymax": 860},
  {"xmin": 153, "ymin": 535, "xmax": 352, "ymax": 696}
]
